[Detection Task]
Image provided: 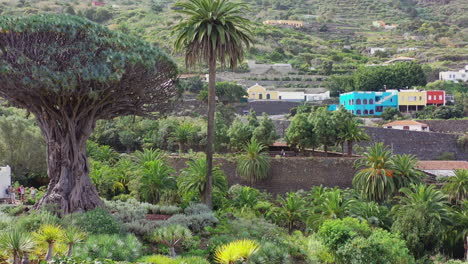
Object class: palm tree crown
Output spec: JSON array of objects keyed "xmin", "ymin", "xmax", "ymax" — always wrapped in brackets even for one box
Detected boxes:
[{"xmin": 173, "ymin": 0, "xmax": 253, "ymax": 67}]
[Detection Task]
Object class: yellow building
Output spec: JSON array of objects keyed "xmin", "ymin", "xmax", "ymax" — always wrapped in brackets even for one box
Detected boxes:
[
  {"xmin": 398, "ymin": 90, "xmax": 426, "ymax": 112},
  {"xmin": 247, "ymin": 84, "xmax": 279, "ymax": 100}
]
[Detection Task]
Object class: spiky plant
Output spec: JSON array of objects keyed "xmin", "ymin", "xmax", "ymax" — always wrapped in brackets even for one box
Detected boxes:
[
  {"xmin": 391, "ymin": 154, "xmax": 425, "ymax": 190},
  {"xmin": 62, "ymin": 226, "xmax": 87, "ymax": 257},
  {"xmin": 236, "ymin": 138, "xmax": 271, "ymax": 184},
  {"xmin": 353, "ymin": 143, "xmax": 395, "ymax": 202},
  {"xmin": 0, "ymin": 228, "xmax": 35, "ymax": 264},
  {"xmin": 173, "ymin": 0, "xmax": 254, "ymax": 208},
  {"xmin": 33, "ymin": 224, "xmax": 64, "ymax": 261},
  {"xmin": 151, "ymin": 225, "xmax": 192, "ymax": 258},
  {"xmin": 214, "ymin": 239, "xmax": 259, "ymax": 264}
]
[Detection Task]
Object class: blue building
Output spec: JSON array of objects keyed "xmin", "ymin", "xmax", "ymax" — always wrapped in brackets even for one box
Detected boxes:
[{"xmin": 339, "ymin": 91, "xmax": 398, "ymax": 116}]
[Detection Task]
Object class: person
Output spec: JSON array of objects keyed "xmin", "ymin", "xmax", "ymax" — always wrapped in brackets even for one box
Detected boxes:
[
  {"xmin": 20, "ymin": 185, "xmax": 25, "ymax": 201},
  {"xmin": 9, "ymin": 186, "xmax": 15, "ymax": 204},
  {"xmin": 281, "ymin": 149, "xmax": 286, "ymax": 157},
  {"xmin": 30, "ymin": 187, "xmax": 36, "ymax": 201},
  {"xmin": 5, "ymin": 185, "xmax": 10, "ymax": 204}
]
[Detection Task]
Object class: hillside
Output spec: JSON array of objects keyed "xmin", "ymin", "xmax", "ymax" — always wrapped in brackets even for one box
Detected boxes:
[{"xmin": 0, "ymin": 0, "xmax": 466, "ymax": 76}]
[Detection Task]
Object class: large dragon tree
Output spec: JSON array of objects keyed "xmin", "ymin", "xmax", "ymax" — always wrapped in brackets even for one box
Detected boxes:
[{"xmin": 0, "ymin": 15, "xmax": 178, "ymax": 214}]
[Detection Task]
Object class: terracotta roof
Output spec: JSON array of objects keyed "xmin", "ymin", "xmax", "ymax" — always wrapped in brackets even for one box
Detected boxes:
[
  {"xmin": 417, "ymin": 161, "xmax": 468, "ymax": 170},
  {"xmin": 383, "ymin": 120, "xmax": 428, "ymax": 127}
]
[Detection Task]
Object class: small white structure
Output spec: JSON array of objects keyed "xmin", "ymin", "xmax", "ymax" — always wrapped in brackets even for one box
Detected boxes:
[
  {"xmin": 305, "ymin": 91, "xmax": 330, "ymax": 101},
  {"xmin": 0, "ymin": 166, "xmax": 11, "ymax": 199},
  {"xmin": 439, "ymin": 65, "xmax": 468, "ymax": 83},
  {"xmin": 369, "ymin": 47, "xmax": 386, "ymax": 55},
  {"xmin": 383, "ymin": 120, "xmax": 429, "ymax": 131},
  {"xmin": 278, "ymin": 91, "xmax": 305, "ymax": 102}
]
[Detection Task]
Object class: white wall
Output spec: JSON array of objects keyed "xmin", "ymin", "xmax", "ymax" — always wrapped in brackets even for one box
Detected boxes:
[
  {"xmin": 385, "ymin": 125, "xmax": 428, "ymax": 131},
  {"xmin": 305, "ymin": 91, "xmax": 330, "ymax": 101},
  {"xmin": 0, "ymin": 166, "xmax": 11, "ymax": 199},
  {"xmin": 278, "ymin": 92, "xmax": 305, "ymax": 100}
]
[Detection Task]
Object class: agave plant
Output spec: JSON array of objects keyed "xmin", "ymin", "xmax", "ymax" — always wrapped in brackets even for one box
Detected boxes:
[
  {"xmin": 33, "ymin": 224, "xmax": 64, "ymax": 261},
  {"xmin": 0, "ymin": 228, "xmax": 35, "ymax": 264},
  {"xmin": 236, "ymin": 138, "xmax": 270, "ymax": 184},
  {"xmin": 151, "ymin": 225, "xmax": 192, "ymax": 258},
  {"xmin": 353, "ymin": 143, "xmax": 395, "ymax": 202},
  {"xmin": 214, "ymin": 239, "xmax": 259, "ymax": 264}
]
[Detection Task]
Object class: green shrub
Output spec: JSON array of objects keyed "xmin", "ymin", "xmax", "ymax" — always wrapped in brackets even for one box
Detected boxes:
[
  {"xmin": 16, "ymin": 210, "xmax": 62, "ymax": 232},
  {"xmin": 124, "ymin": 219, "xmax": 164, "ymax": 237},
  {"xmin": 74, "ymin": 234, "xmax": 143, "ymax": 261},
  {"xmin": 184, "ymin": 203, "xmax": 211, "ymax": 215},
  {"xmin": 318, "ymin": 217, "xmax": 371, "ymax": 254},
  {"xmin": 52, "ymin": 257, "xmax": 117, "ymax": 264},
  {"xmin": 165, "ymin": 212, "xmax": 218, "ymax": 233},
  {"xmin": 67, "ymin": 208, "xmax": 121, "ymax": 234},
  {"xmin": 248, "ymin": 241, "xmax": 291, "ymax": 264}
]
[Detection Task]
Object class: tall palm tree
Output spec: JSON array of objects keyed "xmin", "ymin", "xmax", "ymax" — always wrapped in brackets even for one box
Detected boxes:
[
  {"xmin": 391, "ymin": 154, "xmax": 425, "ymax": 190},
  {"xmin": 443, "ymin": 169, "xmax": 468, "ymax": 203},
  {"xmin": 0, "ymin": 228, "xmax": 35, "ymax": 264},
  {"xmin": 353, "ymin": 143, "xmax": 395, "ymax": 202},
  {"xmin": 340, "ymin": 119, "xmax": 369, "ymax": 156},
  {"xmin": 236, "ymin": 139, "xmax": 270, "ymax": 185},
  {"xmin": 173, "ymin": 0, "xmax": 253, "ymax": 208}
]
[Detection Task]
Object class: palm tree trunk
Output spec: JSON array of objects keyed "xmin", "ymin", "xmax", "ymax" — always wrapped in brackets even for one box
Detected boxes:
[
  {"xmin": 347, "ymin": 141, "xmax": 353, "ymax": 156},
  {"xmin": 13, "ymin": 252, "xmax": 20, "ymax": 264},
  {"xmin": 204, "ymin": 57, "xmax": 216, "ymax": 209},
  {"xmin": 22, "ymin": 253, "xmax": 29, "ymax": 264},
  {"xmin": 45, "ymin": 242, "xmax": 54, "ymax": 261},
  {"xmin": 324, "ymin": 145, "xmax": 328, "ymax": 157}
]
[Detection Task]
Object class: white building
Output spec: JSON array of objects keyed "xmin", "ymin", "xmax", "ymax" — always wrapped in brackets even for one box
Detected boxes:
[
  {"xmin": 305, "ymin": 91, "xmax": 330, "ymax": 101},
  {"xmin": 369, "ymin": 47, "xmax": 386, "ymax": 55},
  {"xmin": 383, "ymin": 120, "xmax": 429, "ymax": 131},
  {"xmin": 439, "ymin": 65, "xmax": 468, "ymax": 83},
  {"xmin": 0, "ymin": 166, "xmax": 11, "ymax": 199},
  {"xmin": 278, "ymin": 91, "xmax": 305, "ymax": 102}
]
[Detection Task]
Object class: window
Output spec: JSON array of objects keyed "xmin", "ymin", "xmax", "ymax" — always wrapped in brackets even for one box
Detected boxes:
[
  {"xmin": 363, "ymin": 99, "xmax": 368, "ymax": 104},
  {"xmin": 369, "ymin": 99, "xmax": 374, "ymax": 104},
  {"xmin": 357, "ymin": 110, "xmax": 362, "ymax": 115},
  {"xmin": 369, "ymin": 110, "xmax": 374, "ymax": 114},
  {"xmin": 408, "ymin": 96, "xmax": 416, "ymax": 102},
  {"xmin": 403, "ymin": 126, "xmax": 409, "ymax": 130},
  {"xmin": 401, "ymin": 96, "xmax": 405, "ymax": 101},
  {"xmin": 356, "ymin": 99, "xmax": 361, "ymax": 105},
  {"xmin": 348, "ymin": 100, "xmax": 351, "ymax": 105},
  {"xmin": 258, "ymin": 93, "xmax": 263, "ymax": 99},
  {"xmin": 376, "ymin": 106, "xmax": 383, "ymax": 112},
  {"xmin": 279, "ymin": 96, "xmax": 282, "ymax": 100},
  {"xmin": 428, "ymin": 95, "xmax": 432, "ymax": 100},
  {"xmin": 266, "ymin": 94, "xmax": 271, "ymax": 99},
  {"xmin": 439, "ymin": 95, "xmax": 442, "ymax": 100},
  {"xmin": 364, "ymin": 110, "xmax": 369, "ymax": 115},
  {"xmin": 419, "ymin": 96, "xmax": 422, "ymax": 101},
  {"xmin": 386, "ymin": 126, "xmax": 392, "ymax": 128}
]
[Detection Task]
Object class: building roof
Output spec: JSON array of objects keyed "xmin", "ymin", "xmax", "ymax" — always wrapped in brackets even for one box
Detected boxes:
[
  {"xmin": 270, "ymin": 142, "xmax": 288, "ymax": 147},
  {"xmin": 383, "ymin": 120, "xmax": 428, "ymax": 127},
  {"xmin": 417, "ymin": 161, "xmax": 468, "ymax": 170}
]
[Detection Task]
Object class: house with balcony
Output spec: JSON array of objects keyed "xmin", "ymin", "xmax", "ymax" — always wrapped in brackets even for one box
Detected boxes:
[
  {"xmin": 339, "ymin": 91, "xmax": 398, "ymax": 116},
  {"xmin": 398, "ymin": 89, "xmax": 426, "ymax": 112}
]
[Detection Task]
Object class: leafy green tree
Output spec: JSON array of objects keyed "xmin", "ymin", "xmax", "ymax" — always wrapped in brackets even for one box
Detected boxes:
[
  {"xmin": 353, "ymin": 143, "xmax": 395, "ymax": 202},
  {"xmin": 391, "ymin": 184, "xmax": 449, "ymax": 258},
  {"xmin": 247, "ymin": 109, "xmax": 259, "ymax": 128},
  {"xmin": 348, "ymin": 200, "xmax": 391, "ymax": 229},
  {"xmin": 197, "ymin": 82, "xmax": 248, "ymax": 104},
  {"xmin": 442, "ymin": 169, "xmax": 468, "ymax": 203},
  {"xmin": 228, "ymin": 118, "xmax": 254, "ymax": 151},
  {"xmin": 285, "ymin": 113, "xmax": 317, "ymax": 154},
  {"xmin": 310, "ymin": 107, "xmax": 337, "ymax": 155},
  {"xmin": 171, "ymin": 122, "xmax": 200, "ymax": 153},
  {"xmin": 354, "ymin": 62, "xmax": 426, "ymax": 91},
  {"xmin": 252, "ymin": 113, "xmax": 277, "ymax": 146},
  {"xmin": 381, "ymin": 107, "xmax": 402, "ymax": 121},
  {"xmin": 174, "ymin": 0, "xmax": 253, "ymax": 208},
  {"xmin": 0, "ymin": 15, "xmax": 178, "ymax": 213},
  {"xmin": 215, "ymin": 112, "xmax": 231, "ymax": 152},
  {"xmin": 151, "ymin": 225, "xmax": 192, "ymax": 258},
  {"xmin": 178, "ymin": 157, "xmax": 228, "ymax": 202},
  {"xmin": 433, "ymin": 105, "xmax": 464, "ymax": 119},
  {"xmin": 324, "ymin": 74, "xmax": 355, "ymax": 97},
  {"xmin": 0, "ymin": 114, "xmax": 47, "ymax": 183},
  {"xmin": 132, "ymin": 160, "xmax": 177, "ymax": 204},
  {"xmin": 236, "ymin": 139, "xmax": 271, "ymax": 184}
]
